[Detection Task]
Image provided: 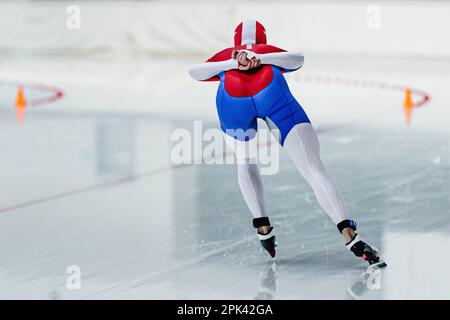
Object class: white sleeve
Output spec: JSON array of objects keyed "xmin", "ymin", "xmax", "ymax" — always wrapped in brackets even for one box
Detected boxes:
[
  {"xmin": 188, "ymin": 59, "xmax": 239, "ymax": 81},
  {"xmin": 241, "ymin": 50, "xmax": 304, "ymax": 70}
]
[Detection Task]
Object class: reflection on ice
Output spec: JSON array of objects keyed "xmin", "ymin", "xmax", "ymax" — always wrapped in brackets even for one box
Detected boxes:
[
  {"xmin": 347, "ymin": 266, "xmax": 384, "ymax": 300},
  {"xmin": 254, "ymin": 263, "xmax": 277, "ymax": 300},
  {"xmin": 96, "ymin": 117, "xmax": 136, "ymax": 176}
]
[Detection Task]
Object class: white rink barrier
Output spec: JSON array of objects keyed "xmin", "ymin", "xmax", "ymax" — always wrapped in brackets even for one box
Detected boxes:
[{"xmin": 0, "ymin": 0, "xmax": 449, "ymax": 58}]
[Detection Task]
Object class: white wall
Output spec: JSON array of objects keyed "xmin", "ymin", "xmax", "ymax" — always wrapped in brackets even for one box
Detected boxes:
[{"xmin": 0, "ymin": 0, "xmax": 449, "ymax": 58}]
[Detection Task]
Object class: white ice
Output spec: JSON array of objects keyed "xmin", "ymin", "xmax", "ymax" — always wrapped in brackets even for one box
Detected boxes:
[{"xmin": 0, "ymin": 55, "xmax": 449, "ymax": 299}]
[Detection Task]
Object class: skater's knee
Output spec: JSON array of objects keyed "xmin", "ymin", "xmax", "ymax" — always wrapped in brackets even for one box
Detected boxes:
[
  {"xmin": 304, "ymin": 157, "xmax": 324, "ymax": 177},
  {"xmin": 237, "ymin": 161, "xmax": 259, "ymax": 174}
]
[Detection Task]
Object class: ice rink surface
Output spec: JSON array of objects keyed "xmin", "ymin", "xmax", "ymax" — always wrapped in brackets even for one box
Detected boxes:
[{"xmin": 0, "ymin": 56, "xmax": 449, "ymax": 299}]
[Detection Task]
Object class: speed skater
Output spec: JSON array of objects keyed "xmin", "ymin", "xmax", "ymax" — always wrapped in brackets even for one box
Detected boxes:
[{"xmin": 188, "ymin": 20, "xmax": 386, "ymax": 269}]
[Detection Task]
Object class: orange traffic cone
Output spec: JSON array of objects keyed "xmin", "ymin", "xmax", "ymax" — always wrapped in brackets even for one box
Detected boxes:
[
  {"xmin": 15, "ymin": 85, "xmax": 27, "ymax": 109},
  {"xmin": 15, "ymin": 85, "xmax": 27, "ymax": 124},
  {"xmin": 403, "ymin": 88, "xmax": 413, "ymax": 126}
]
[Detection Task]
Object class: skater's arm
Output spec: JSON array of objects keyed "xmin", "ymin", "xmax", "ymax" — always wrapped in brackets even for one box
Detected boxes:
[
  {"xmin": 188, "ymin": 59, "xmax": 239, "ymax": 81},
  {"xmin": 260, "ymin": 51, "xmax": 304, "ymax": 70},
  {"xmin": 239, "ymin": 50, "xmax": 305, "ymax": 71}
]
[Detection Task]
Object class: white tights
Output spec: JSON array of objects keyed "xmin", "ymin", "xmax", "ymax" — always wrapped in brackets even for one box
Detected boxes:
[{"xmin": 225, "ymin": 123, "xmax": 348, "ymax": 225}]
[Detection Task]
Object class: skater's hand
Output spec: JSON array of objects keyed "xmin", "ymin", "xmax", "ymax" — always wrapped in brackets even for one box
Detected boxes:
[
  {"xmin": 238, "ymin": 57, "xmax": 261, "ymax": 70},
  {"xmin": 232, "ymin": 50, "xmax": 261, "ymax": 70},
  {"xmin": 232, "ymin": 50, "xmax": 249, "ymax": 65}
]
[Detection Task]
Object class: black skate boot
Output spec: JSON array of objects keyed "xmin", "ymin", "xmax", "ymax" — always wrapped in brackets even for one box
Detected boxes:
[
  {"xmin": 253, "ymin": 217, "xmax": 277, "ymax": 258},
  {"xmin": 346, "ymin": 234, "xmax": 387, "ymax": 270},
  {"xmin": 337, "ymin": 219, "xmax": 387, "ymax": 270}
]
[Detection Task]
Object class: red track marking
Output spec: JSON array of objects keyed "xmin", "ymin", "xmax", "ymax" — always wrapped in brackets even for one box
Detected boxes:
[
  {"xmin": 0, "ymin": 79, "xmax": 64, "ymax": 107},
  {"xmin": 294, "ymin": 74, "xmax": 431, "ymax": 108}
]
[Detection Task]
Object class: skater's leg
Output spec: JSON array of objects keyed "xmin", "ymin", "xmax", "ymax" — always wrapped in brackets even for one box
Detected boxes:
[
  {"xmin": 223, "ymin": 133, "xmax": 277, "ymax": 257},
  {"xmin": 263, "ymin": 94, "xmax": 349, "ymax": 228},
  {"xmin": 223, "ymin": 133, "xmax": 267, "ymax": 220},
  {"xmin": 237, "ymin": 162, "xmax": 274, "ymax": 233},
  {"xmin": 237, "ymin": 161, "xmax": 266, "ymax": 219},
  {"xmin": 283, "ymin": 122, "xmax": 349, "ymax": 226},
  {"xmin": 281, "ymin": 122, "xmax": 386, "ymax": 267}
]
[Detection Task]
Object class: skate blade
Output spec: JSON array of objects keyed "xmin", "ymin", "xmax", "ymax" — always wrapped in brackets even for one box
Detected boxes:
[
  {"xmin": 269, "ymin": 249, "xmax": 276, "ymax": 258},
  {"xmin": 368, "ymin": 260, "xmax": 387, "ymax": 271},
  {"xmin": 259, "ymin": 247, "xmax": 276, "ymax": 259}
]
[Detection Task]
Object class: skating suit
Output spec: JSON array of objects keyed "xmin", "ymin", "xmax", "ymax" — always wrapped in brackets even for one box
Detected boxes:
[{"xmin": 208, "ymin": 45, "xmax": 310, "ymax": 145}]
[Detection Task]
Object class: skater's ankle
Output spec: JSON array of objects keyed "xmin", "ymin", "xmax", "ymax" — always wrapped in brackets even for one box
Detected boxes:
[
  {"xmin": 258, "ymin": 226, "xmax": 272, "ymax": 235},
  {"xmin": 342, "ymin": 227, "xmax": 357, "ymax": 243}
]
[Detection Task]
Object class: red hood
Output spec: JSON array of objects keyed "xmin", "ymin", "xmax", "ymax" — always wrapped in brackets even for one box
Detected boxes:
[{"xmin": 234, "ymin": 20, "xmax": 267, "ymax": 46}]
